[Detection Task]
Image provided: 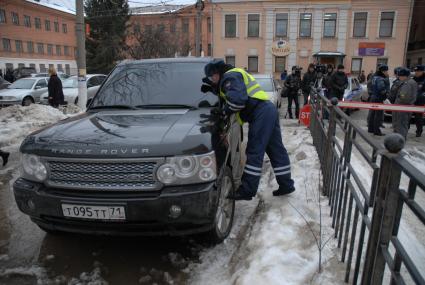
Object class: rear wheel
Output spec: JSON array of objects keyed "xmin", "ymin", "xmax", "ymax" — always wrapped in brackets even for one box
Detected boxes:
[
  {"xmin": 204, "ymin": 167, "xmax": 235, "ymax": 244},
  {"xmin": 22, "ymin": 96, "xmax": 34, "ymax": 106}
]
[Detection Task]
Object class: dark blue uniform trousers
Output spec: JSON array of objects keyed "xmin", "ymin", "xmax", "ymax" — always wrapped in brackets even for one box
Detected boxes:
[{"xmin": 240, "ymin": 101, "xmax": 295, "ymax": 197}]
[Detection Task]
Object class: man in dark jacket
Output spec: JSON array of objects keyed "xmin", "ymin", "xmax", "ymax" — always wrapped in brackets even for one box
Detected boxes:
[
  {"xmin": 367, "ymin": 64, "xmax": 390, "ymax": 136},
  {"xmin": 391, "ymin": 68, "xmax": 417, "ymax": 139},
  {"xmin": 284, "ymin": 66, "xmax": 301, "ymax": 119},
  {"xmin": 367, "ymin": 70, "xmax": 374, "ymax": 81},
  {"xmin": 329, "ymin": 64, "xmax": 348, "ymax": 100},
  {"xmin": 413, "ymin": 65, "xmax": 425, "ymax": 137},
  {"xmin": 323, "ymin": 64, "xmax": 334, "ymax": 99},
  {"xmin": 48, "ymin": 67, "xmax": 64, "ymax": 108},
  {"xmin": 358, "ymin": 70, "xmax": 366, "ymax": 84},
  {"xmin": 301, "ymin": 63, "xmax": 316, "ymax": 105}
]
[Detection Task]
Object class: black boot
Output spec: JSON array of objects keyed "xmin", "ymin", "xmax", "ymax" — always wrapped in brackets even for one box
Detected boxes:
[
  {"xmin": 273, "ymin": 187, "xmax": 295, "ymax": 196},
  {"xmin": 0, "ymin": 150, "xmax": 9, "ymax": 166}
]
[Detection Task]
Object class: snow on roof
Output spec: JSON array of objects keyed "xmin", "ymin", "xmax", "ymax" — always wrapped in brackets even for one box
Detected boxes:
[
  {"xmin": 130, "ymin": 4, "xmax": 191, "ymax": 15},
  {"xmin": 25, "ymin": 0, "xmax": 76, "ymax": 15}
]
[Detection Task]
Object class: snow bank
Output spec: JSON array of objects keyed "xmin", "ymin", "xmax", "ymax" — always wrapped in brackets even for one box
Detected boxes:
[
  {"xmin": 189, "ymin": 121, "xmax": 344, "ymax": 285},
  {"xmin": 0, "ymin": 104, "xmax": 79, "ymax": 150}
]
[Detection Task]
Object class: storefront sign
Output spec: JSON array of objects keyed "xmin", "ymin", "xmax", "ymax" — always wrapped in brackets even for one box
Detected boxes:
[
  {"xmin": 271, "ymin": 40, "xmax": 291, "ymax": 56},
  {"xmin": 358, "ymin": 42, "xmax": 385, "ymax": 56}
]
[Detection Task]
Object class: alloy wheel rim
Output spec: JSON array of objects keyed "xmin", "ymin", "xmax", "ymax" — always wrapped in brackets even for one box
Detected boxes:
[{"xmin": 216, "ymin": 175, "xmax": 233, "ymax": 234}]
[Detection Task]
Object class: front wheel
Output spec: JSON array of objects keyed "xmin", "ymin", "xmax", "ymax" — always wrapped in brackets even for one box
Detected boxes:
[
  {"xmin": 204, "ymin": 167, "xmax": 235, "ymax": 244},
  {"xmin": 22, "ymin": 96, "xmax": 33, "ymax": 106}
]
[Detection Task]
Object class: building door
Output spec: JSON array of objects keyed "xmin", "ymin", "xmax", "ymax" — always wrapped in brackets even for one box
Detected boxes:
[{"xmin": 319, "ymin": 56, "xmax": 336, "ymax": 67}]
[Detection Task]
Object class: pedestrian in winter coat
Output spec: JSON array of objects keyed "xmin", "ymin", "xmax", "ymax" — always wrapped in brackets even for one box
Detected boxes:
[
  {"xmin": 201, "ymin": 59, "xmax": 295, "ymax": 200},
  {"xmin": 323, "ymin": 64, "xmax": 334, "ymax": 99},
  {"xmin": 301, "ymin": 63, "xmax": 317, "ymax": 105},
  {"xmin": 367, "ymin": 70, "xmax": 374, "ymax": 82},
  {"xmin": 0, "ymin": 149, "xmax": 9, "ymax": 166},
  {"xmin": 4, "ymin": 69, "xmax": 14, "ymax": 83},
  {"xmin": 284, "ymin": 66, "xmax": 302, "ymax": 119},
  {"xmin": 367, "ymin": 64, "xmax": 390, "ymax": 136},
  {"xmin": 413, "ymin": 65, "xmax": 425, "ymax": 137},
  {"xmin": 392, "ymin": 68, "xmax": 417, "ymax": 139},
  {"xmin": 388, "ymin": 67, "xmax": 403, "ymax": 104},
  {"xmin": 48, "ymin": 67, "xmax": 64, "ymax": 108},
  {"xmin": 329, "ymin": 64, "xmax": 348, "ymax": 100},
  {"xmin": 358, "ymin": 70, "xmax": 366, "ymax": 84}
]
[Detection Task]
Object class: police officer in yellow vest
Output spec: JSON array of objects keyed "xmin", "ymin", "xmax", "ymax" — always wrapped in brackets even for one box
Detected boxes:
[{"xmin": 202, "ymin": 59, "xmax": 295, "ymax": 200}]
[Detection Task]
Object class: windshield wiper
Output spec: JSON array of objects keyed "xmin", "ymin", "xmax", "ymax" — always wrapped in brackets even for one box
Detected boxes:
[
  {"xmin": 135, "ymin": 104, "xmax": 197, "ymax": 110},
  {"xmin": 88, "ymin": 105, "xmax": 137, "ymax": 110}
]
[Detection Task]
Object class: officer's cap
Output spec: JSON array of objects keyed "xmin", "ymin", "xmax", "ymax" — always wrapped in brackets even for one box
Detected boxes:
[
  {"xmin": 204, "ymin": 59, "xmax": 226, "ymax": 77},
  {"xmin": 414, "ymin": 65, "xmax": 425, "ymax": 72},
  {"xmin": 398, "ymin": 68, "xmax": 411, "ymax": 77}
]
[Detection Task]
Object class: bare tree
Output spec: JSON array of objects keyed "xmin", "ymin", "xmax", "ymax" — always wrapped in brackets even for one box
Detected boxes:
[{"xmin": 126, "ymin": 22, "xmax": 192, "ymax": 59}]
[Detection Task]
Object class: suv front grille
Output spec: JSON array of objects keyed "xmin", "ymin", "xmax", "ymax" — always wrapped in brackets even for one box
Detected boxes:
[{"xmin": 46, "ymin": 159, "xmax": 163, "ymax": 190}]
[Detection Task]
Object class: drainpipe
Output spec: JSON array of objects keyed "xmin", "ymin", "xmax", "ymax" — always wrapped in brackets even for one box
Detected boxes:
[{"xmin": 403, "ymin": 0, "xmax": 415, "ymax": 66}]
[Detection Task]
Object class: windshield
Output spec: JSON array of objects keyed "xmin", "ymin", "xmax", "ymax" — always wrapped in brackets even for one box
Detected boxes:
[
  {"xmin": 255, "ymin": 78, "xmax": 274, "ymax": 92},
  {"xmin": 8, "ymin": 79, "xmax": 36, "ymax": 89},
  {"xmin": 62, "ymin": 77, "xmax": 78, "ymax": 88},
  {"xmin": 90, "ymin": 62, "xmax": 218, "ymax": 108}
]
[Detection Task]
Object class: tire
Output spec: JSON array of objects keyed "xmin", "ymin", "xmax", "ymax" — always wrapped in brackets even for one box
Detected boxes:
[
  {"xmin": 22, "ymin": 96, "xmax": 34, "ymax": 106},
  {"xmin": 204, "ymin": 167, "xmax": 235, "ymax": 244}
]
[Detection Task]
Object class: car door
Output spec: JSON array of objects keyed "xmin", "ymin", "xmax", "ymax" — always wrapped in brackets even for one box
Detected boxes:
[{"xmin": 33, "ymin": 78, "xmax": 48, "ymax": 103}]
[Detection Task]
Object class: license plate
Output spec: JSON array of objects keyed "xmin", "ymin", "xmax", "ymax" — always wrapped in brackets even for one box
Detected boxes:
[{"xmin": 61, "ymin": 204, "xmax": 126, "ymax": 220}]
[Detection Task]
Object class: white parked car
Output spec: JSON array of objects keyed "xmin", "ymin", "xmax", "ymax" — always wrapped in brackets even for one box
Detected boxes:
[
  {"xmin": 31, "ymin": 72, "xmax": 70, "ymax": 80},
  {"xmin": 343, "ymin": 76, "xmax": 368, "ymax": 102},
  {"xmin": 0, "ymin": 77, "xmax": 48, "ymax": 106},
  {"xmin": 40, "ymin": 74, "xmax": 106, "ymax": 105},
  {"xmin": 254, "ymin": 74, "xmax": 282, "ymax": 108}
]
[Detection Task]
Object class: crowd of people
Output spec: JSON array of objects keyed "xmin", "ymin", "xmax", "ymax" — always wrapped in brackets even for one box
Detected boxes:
[{"xmin": 280, "ymin": 62, "xmax": 425, "ymax": 140}]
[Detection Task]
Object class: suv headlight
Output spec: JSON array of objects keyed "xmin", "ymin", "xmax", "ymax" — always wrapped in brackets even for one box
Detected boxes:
[
  {"xmin": 157, "ymin": 152, "xmax": 217, "ymax": 185},
  {"xmin": 21, "ymin": 154, "xmax": 47, "ymax": 182}
]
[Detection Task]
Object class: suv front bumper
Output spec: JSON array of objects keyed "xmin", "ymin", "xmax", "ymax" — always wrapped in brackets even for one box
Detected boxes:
[{"xmin": 13, "ymin": 178, "xmax": 219, "ymax": 236}]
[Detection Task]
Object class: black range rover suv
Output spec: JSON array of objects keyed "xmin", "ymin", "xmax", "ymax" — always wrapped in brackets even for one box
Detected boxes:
[{"xmin": 13, "ymin": 58, "xmax": 244, "ymax": 243}]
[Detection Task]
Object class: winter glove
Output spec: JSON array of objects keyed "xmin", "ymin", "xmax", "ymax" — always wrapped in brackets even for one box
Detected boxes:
[
  {"xmin": 201, "ymin": 84, "xmax": 214, "ymax": 94},
  {"xmin": 199, "ymin": 107, "xmax": 226, "ymax": 122}
]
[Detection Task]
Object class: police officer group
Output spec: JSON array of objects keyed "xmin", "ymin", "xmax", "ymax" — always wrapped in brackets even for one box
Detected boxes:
[{"xmin": 368, "ymin": 64, "xmax": 424, "ymax": 139}]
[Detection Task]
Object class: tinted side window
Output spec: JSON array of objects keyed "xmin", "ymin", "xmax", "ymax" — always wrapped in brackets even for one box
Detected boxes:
[{"xmin": 36, "ymin": 79, "xmax": 47, "ymax": 88}]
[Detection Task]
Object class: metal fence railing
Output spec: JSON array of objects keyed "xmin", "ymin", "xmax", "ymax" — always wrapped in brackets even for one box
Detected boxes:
[{"xmin": 309, "ymin": 90, "xmax": 425, "ymax": 285}]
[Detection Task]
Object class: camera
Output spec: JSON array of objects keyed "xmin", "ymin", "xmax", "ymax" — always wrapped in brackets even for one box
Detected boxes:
[{"xmin": 314, "ymin": 64, "xmax": 327, "ymax": 75}]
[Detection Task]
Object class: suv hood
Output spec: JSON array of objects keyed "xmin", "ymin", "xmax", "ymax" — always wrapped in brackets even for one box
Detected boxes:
[{"xmin": 21, "ymin": 109, "xmax": 215, "ymax": 158}]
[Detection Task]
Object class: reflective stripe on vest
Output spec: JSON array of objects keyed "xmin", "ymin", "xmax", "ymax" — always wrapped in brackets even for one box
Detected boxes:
[{"xmin": 224, "ymin": 68, "xmax": 269, "ymax": 100}]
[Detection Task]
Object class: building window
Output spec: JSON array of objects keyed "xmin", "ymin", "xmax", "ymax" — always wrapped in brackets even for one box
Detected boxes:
[
  {"xmin": 49, "ymin": 64, "xmax": 54, "ymax": 70},
  {"xmin": 419, "ymin": 57, "xmax": 423, "ymax": 65},
  {"xmin": 225, "ymin": 55, "xmax": 235, "ymax": 67},
  {"xmin": 353, "ymin": 12, "xmax": 367, "ymax": 37},
  {"xmin": 299, "ymin": 13, "xmax": 312, "ymax": 37},
  {"xmin": 65, "ymin": 64, "xmax": 70, "ymax": 75},
  {"xmin": 18, "ymin": 63, "xmax": 25, "ymax": 69},
  {"xmin": 379, "ymin": 12, "xmax": 395, "ymax": 38},
  {"xmin": 37, "ymin": 43, "xmax": 44, "ymax": 54},
  {"xmin": 182, "ymin": 19, "xmax": 189, "ymax": 33},
  {"xmin": 0, "ymin": 9, "xmax": 6, "ymax": 23},
  {"xmin": 47, "ymin": 44, "xmax": 53, "ymax": 55},
  {"xmin": 323, "ymin": 13, "xmax": 337, "ymax": 37},
  {"xmin": 207, "ymin": 43, "xmax": 212, "ymax": 56},
  {"xmin": 170, "ymin": 23, "xmax": 176, "ymax": 33},
  {"xmin": 24, "ymin": 15, "xmax": 31, "ymax": 27},
  {"xmin": 2, "ymin": 38, "xmax": 11, "ymax": 51},
  {"xmin": 6, "ymin": 63, "xmax": 13, "ymax": 71},
  {"xmin": 56, "ymin": 45, "xmax": 61, "ymax": 56},
  {"xmin": 64, "ymin": 46, "xmax": 69, "ymax": 56},
  {"xmin": 247, "ymin": 14, "xmax": 260, "ymax": 38},
  {"xmin": 248, "ymin": 56, "xmax": 258, "ymax": 73},
  {"xmin": 57, "ymin": 64, "xmax": 63, "ymax": 72},
  {"xmin": 11, "ymin": 12, "xmax": 19, "ymax": 25},
  {"xmin": 27, "ymin": 41, "xmax": 34, "ymax": 53},
  {"xmin": 15, "ymin": 40, "xmax": 23, "ymax": 53},
  {"xmin": 62, "ymin": 23, "xmax": 67, "ymax": 33},
  {"xmin": 351, "ymin": 58, "xmax": 362, "ymax": 74},
  {"xmin": 225, "ymin": 14, "xmax": 237, "ymax": 38},
  {"xmin": 29, "ymin": 63, "xmax": 36, "ymax": 69},
  {"xmin": 35, "ymin": 17, "xmax": 41, "ymax": 29},
  {"xmin": 40, "ymin": 64, "xmax": 46, "ymax": 73},
  {"xmin": 45, "ymin": 20, "xmax": 51, "ymax": 31},
  {"xmin": 207, "ymin": 17, "xmax": 211, "ymax": 33},
  {"xmin": 275, "ymin": 56, "xmax": 286, "ymax": 73},
  {"xmin": 54, "ymin": 21, "xmax": 59, "ymax": 32},
  {"xmin": 377, "ymin": 58, "xmax": 388, "ymax": 68},
  {"xmin": 275, "ymin": 13, "xmax": 288, "ymax": 38}
]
